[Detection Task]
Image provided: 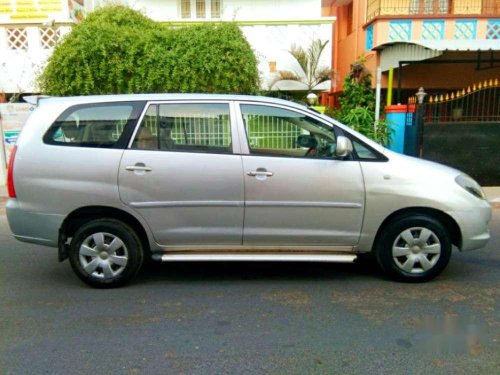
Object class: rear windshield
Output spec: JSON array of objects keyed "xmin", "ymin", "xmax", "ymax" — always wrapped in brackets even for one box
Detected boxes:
[{"xmin": 43, "ymin": 101, "xmax": 145, "ymax": 148}]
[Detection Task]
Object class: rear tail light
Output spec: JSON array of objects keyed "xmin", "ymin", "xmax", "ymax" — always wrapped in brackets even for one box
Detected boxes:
[{"xmin": 7, "ymin": 145, "xmax": 17, "ymax": 198}]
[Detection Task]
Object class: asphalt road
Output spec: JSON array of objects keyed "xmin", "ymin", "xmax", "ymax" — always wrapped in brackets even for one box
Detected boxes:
[{"xmin": 1, "ymin": 207, "xmax": 499, "ymax": 375}]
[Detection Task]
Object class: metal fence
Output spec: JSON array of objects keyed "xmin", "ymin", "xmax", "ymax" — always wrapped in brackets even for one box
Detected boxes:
[
  {"xmin": 244, "ymin": 114, "xmax": 301, "ymax": 149},
  {"xmin": 367, "ymin": 0, "xmax": 499, "ymax": 21},
  {"xmin": 142, "ymin": 113, "xmax": 301, "ymax": 149},
  {"xmin": 143, "ymin": 114, "xmax": 230, "ymax": 146},
  {"xmin": 424, "ymin": 79, "xmax": 500, "ymax": 124},
  {"xmin": 172, "ymin": 114, "xmax": 231, "ymax": 146},
  {"xmin": 411, "ymin": 78, "xmax": 500, "ymax": 185}
]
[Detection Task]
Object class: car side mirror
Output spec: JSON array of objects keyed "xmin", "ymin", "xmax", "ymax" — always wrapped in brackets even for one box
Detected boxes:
[{"xmin": 335, "ymin": 136, "xmax": 353, "ymax": 157}]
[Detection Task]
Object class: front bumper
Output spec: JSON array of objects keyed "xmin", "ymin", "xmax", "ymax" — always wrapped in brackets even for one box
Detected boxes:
[{"xmin": 448, "ymin": 200, "xmax": 492, "ymax": 251}]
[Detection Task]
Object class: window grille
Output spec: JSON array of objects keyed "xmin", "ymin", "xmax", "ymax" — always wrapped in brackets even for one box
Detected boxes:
[
  {"xmin": 486, "ymin": 19, "xmax": 500, "ymax": 39},
  {"xmin": 244, "ymin": 114, "xmax": 301, "ymax": 150},
  {"xmin": 134, "ymin": 103, "xmax": 232, "ymax": 153},
  {"xmin": 422, "ymin": 20, "xmax": 445, "ymax": 40},
  {"xmin": 366, "ymin": 24, "xmax": 374, "ymax": 50},
  {"xmin": 6, "ymin": 28, "xmax": 28, "ymax": 50},
  {"xmin": 454, "ymin": 20, "xmax": 477, "ymax": 40},
  {"xmin": 39, "ymin": 27, "xmax": 61, "ymax": 49},
  {"xmin": 196, "ymin": 0, "xmax": 206, "ymax": 18},
  {"xmin": 211, "ymin": 0, "xmax": 221, "ymax": 18},
  {"xmin": 389, "ymin": 20, "xmax": 412, "ymax": 41},
  {"xmin": 170, "ymin": 114, "xmax": 230, "ymax": 147},
  {"xmin": 181, "ymin": 0, "xmax": 191, "ymax": 18},
  {"xmin": 180, "ymin": 0, "xmax": 221, "ymax": 19}
]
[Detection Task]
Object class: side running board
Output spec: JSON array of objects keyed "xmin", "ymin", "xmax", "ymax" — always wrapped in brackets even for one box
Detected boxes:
[{"xmin": 152, "ymin": 253, "xmax": 357, "ymax": 263}]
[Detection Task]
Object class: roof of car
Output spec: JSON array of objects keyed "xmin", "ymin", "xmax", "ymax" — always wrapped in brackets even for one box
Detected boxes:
[{"xmin": 34, "ymin": 93, "xmax": 310, "ymax": 111}]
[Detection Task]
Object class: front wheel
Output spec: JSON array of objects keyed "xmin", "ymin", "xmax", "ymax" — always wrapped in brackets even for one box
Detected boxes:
[
  {"xmin": 69, "ymin": 219, "xmax": 144, "ymax": 288},
  {"xmin": 375, "ymin": 215, "xmax": 452, "ymax": 282}
]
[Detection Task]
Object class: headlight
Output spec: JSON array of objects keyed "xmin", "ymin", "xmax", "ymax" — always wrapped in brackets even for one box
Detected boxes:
[{"xmin": 455, "ymin": 174, "xmax": 486, "ymax": 200}]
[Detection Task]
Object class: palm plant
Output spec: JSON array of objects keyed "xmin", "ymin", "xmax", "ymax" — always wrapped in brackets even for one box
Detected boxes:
[{"xmin": 270, "ymin": 39, "xmax": 333, "ymax": 92}]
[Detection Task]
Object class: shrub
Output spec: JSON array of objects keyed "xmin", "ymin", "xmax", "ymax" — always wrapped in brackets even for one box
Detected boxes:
[
  {"xmin": 38, "ymin": 6, "xmax": 260, "ymax": 95},
  {"xmin": 326, "ymin": 62, "xmax": 392, "ymax": 145}
]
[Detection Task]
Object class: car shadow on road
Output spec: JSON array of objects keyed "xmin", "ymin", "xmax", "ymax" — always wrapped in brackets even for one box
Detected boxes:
[{"xmin": 135, "ymin": 256, "xmax": 387, "ymax": 285}]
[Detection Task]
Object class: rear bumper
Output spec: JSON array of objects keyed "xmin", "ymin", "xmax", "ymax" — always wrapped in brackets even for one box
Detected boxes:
[
  {"xmin": 448, "ymin": 201, "xmax": 492, "ymax": 251},
  {"xmin": 6, "ymin": 199, "xmax": 63, "ymax": 248}
]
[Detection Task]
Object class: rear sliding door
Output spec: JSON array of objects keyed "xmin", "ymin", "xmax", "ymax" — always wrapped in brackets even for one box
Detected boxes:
[{"xmin": 118, "ymin": 102, "xmax": 244, "ymax": 247}]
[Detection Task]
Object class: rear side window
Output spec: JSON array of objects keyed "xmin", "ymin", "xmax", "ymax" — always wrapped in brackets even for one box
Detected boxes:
[
  {"xmin": 44, "ymin": 102, "xmax": 145, "ymax": 148},
  {"xmin": 132, "ymin": 103, "xmax": 232, "ymax": 154}
]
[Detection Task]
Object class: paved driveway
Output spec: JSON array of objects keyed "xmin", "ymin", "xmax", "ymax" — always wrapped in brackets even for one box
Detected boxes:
[{"xmin": 0, "ymin": 207, "xmax": 498, "ymax": 375}]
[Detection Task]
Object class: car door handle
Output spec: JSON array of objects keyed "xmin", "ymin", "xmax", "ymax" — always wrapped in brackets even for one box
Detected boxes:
[
  {"xmin": 126, "ymin": 165, "xmax": 152, "ymax": 172},
  {"xmin": 247, "ymin": 170, "xmax": 274, "ymax": 177}
]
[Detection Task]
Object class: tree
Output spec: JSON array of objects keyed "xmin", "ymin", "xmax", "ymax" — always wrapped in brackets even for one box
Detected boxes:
[
  {"xmin": 38, "ymin": 6, "xmax": 260, "ymax": 95},
  {"xmin": 327, "ymin": 61, "xmax": 391, "ymax": 145},
  {"xmin": 270, "ymin": 39, "xmax": 332, "ymax": 92}
]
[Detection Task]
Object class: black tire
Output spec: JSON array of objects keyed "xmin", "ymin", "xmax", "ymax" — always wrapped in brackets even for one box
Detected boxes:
[
  {"xmin": 375, "ymin": 214, "xmax": 452, "ymax": 282},
  {"xmin": 69, "ymin": 219, "xmax": 144, "ymax": 288}
]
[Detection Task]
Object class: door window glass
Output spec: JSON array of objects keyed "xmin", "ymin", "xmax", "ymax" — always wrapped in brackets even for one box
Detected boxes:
[
  {"xmin": 240, "ymin": 104, "xmax": 337, "ymax": 158},
  {"xmin": 133, "ymin": 105, "xmax": 159, "ymax": 149},
  {"xmin": 44, "ymin": 102, "xmax": 144, "ymax": 148},
  {"xmin": 352, "ymin": 139, "xmax": 378, "ymax": 160},
  {"xmin": 133, "ymin": 103, "xmax": 232, "ymax": 153}
]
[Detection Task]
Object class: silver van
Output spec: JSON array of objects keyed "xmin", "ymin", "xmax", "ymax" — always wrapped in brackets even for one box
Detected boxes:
[{"xmin": 7, "ymin": 94, "xmax": 491, "ymax": 287}]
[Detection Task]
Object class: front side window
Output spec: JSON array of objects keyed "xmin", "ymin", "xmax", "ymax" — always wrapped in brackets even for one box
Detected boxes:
[
  {"xmin": 241, "ymin": 104, "xmax": 338, "ymax": 159},
  {"xmin": 351, "ymin": 139, "xmax": 378, "ymax": 160},
  {"xmin": 133, "ymin": 103, "xmax": 232, "ymax": 154},
  {"xmin": 44, "ymin": 102, "xmax": 144, "ymax": 148}
]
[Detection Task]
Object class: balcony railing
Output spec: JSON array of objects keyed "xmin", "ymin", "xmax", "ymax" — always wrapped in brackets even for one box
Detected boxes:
[{"xmin": 367, "ymin": 0, "xmax": 500, "ymax": 22}]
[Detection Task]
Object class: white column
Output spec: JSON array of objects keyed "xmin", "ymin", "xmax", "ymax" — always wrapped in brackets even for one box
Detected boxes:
[{"xmin": 374, "ymin": 66, "xmax": 382, "ymax": 134}]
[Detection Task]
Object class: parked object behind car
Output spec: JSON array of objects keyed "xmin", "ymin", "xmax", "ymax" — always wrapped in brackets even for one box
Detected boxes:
[{"xmin": 6, "ymin": 94, "xmax": 492, "ymax": 287}]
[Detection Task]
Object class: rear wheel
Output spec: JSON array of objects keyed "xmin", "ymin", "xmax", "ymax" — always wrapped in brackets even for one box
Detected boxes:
[
  {"xmin": 375, "ymin": 215, "xmax": 452, "ymax": 282},
  {"xmin": 69, "ymin": 219, "xmax": 144, "ymax": 288}
]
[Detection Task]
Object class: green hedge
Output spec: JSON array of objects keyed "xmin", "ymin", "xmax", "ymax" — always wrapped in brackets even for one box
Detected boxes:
[{"xmin": 38, "ymin": 6, "xmax": 260, "ymax": 95}]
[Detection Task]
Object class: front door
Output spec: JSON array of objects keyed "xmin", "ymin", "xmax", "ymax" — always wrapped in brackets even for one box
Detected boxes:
[
  {"xmin": 238, "ymin": 103, "xmax": 365, "ymax": 246},
  {"xmin": 118, "ymin": 102, "xmax": 244, "ymax": 247}
]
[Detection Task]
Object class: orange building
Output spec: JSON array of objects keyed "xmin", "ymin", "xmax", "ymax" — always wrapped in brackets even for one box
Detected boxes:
[{"xmin": 322, "ymin": 0, "xmax": 500, "ymax": 105}]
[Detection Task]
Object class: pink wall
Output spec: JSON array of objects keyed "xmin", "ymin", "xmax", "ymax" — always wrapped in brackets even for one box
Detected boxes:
[
  {"xmin": 333, "ymin": 0, "xmax": 372, "ymax": 92},
  {"xmin": 331, "ymin": 0, "xmax": 497, "ymax": 102}
]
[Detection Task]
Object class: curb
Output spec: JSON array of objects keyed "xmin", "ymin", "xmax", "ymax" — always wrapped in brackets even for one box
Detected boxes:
[
  {"xmin": 484, "ymin": 187, "xmax": 500, "ymax": 209},
  {"xmin": 491, "ymin": 201, "xmax": 500, "ymax": 209}
]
